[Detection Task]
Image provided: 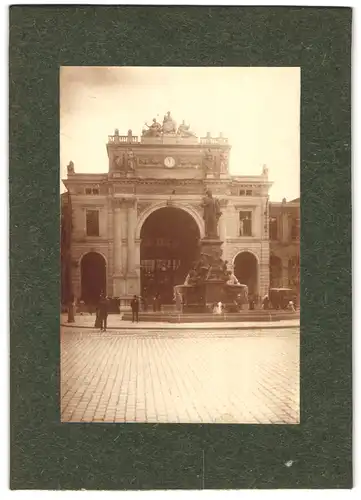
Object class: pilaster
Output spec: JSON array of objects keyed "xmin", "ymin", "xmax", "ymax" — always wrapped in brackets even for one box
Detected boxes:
[
  {"xmin": 112, "ymin": 198, "xmax": 127, "ymax": 296},
  {"xmin": 126, "ymin": 198, "xmax": 139, "ymax": 295}
]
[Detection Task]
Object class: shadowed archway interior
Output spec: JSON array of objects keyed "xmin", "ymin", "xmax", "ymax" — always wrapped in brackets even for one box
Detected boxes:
[
  {"xmin": 81, "ymin": 252, "xmax": 106, "ymax": 304},
  {"xmin": 140, "ymin": 206, "xmax": 200, "ymax": 304},
  {"xmin": 234, "ymin": 251, "xmax": 258, "ymax": 296}
]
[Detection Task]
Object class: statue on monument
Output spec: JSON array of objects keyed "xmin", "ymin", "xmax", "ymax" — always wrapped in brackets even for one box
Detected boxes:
[
  {"xmin": 177, "ymin": 120, "xmax": 196, "ymax": 138},
  {"xmin": 142, "ymin": 118, "xmax": 162, "ymax": 137},
  {"xmin": 113, "ymin": 153, "xmax": 125, "ymax": 170},
  {"xmin": 219, "ymin": 151, "xmax": 228, "ymax": 174},
  {"xmin": 162, "ymin": 111, "xmax": 177, "ymax": 134},
  {"xmin": 126, "ymin": 149, "xmax": 136, "ymax": 171},
  {"xmin": 201, "ymin": 189, "xmax": 222, "ymax": 239},
  {"xmin": 67, "ymin": 161, "xmax": 75, "ymax": 175},
  {"xmin": 202, "ymin": 148, "xmax": 215, "ymax": 173}
]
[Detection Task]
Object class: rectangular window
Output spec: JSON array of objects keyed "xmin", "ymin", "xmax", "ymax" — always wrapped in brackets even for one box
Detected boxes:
[
  {"xmin": 246, "ymin": 190, "xmax": 253, "ymax": 196},
  {"xmin": 239, "ymin": 211, "xmax": 252, "ymax": 236},
  {"xmin": 86, "ymin": 210, "xmax": 99, "ymax": 236},
  {"xmin": 92, "ymin": 188, "xmax": 99, "ymax": 195},
  {"xmin": 239, "ymin": 190, "xmax": 245, "ymax": 196},
  {"xmin": 291, "ymin": 218, "xmax": 300, "ymax": 240},
  {"xmin": 269, "ymin": 217, "xmax": 278, "ymax": 240},
  {"xmin": 85, "ymin": 188, "xmax": 92, "ymax": 195}
]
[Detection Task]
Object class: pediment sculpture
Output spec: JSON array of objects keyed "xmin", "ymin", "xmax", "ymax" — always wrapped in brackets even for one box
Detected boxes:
[{"xmin": 113, "ymin": 149, "xmax": 137, "ymax": 172}]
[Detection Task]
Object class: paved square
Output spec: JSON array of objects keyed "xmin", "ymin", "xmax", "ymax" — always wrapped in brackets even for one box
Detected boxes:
[{"xmin": 61, "ymin": 327, "xmax": 300, "ymax": 424}]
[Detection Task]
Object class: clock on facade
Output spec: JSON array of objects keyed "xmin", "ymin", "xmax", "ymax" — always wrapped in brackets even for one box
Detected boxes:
[{"xmin": 164, "ymin": 156, "xmax": 176, "ymax": 168}]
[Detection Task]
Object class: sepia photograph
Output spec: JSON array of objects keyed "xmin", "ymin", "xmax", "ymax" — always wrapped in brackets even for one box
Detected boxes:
[{"xmin": 60, "ymin": 66, "xmax": 300, "ymax": 424}]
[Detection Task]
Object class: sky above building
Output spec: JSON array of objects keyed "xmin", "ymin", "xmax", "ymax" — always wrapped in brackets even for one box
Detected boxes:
[{"xmin": 60, "ymin": 66, "xmax": 300, "ymax": 201}]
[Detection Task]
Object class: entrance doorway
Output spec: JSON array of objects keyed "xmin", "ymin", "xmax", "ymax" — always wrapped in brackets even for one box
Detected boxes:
[
  {"xmin": 234, "ymin": 251, "xmax": 258, "ymax": 296},
  {"xmin": 140, "ymin": 206, "xmax": 200, "ymax": 304},
  {"xmin": 81, "ymin": 252, "xmax": 106, "ymax": 305}
]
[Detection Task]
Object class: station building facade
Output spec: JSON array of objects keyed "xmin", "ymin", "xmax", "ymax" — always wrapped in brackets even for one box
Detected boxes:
[{"xmin": 61, "ymin": 115, "xmax": 300, "ymax": 306}]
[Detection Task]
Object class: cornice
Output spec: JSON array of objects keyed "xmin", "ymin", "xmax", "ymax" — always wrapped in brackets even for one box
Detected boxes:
[{"xmin": 107, "ymin": 142, "xmax": 230, "ymax": 150}]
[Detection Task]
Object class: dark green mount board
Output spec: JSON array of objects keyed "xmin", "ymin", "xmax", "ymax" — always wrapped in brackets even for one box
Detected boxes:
[{"xmin": 9, "ymin": 6, "xmax": 352, "ymax": 490}]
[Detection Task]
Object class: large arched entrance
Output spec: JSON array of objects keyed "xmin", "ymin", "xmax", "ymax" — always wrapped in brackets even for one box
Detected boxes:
[
  {"xmin": 140, "ymin": 206, "xmax": 200, "ymax": 304},
  {"xmin": 234, "ymin": 251, "xmax": 258, "ymax": 296},
  {"xmin": 81, "ymin": 252, "xmax": 106, "ymax": 305},
  {"xmin": 270, "ymin": 254, "xmax": 283, "ymax": 288}
]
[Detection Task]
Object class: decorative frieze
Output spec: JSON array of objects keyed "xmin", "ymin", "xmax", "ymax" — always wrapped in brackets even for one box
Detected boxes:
[
  {"xmin": 114, "ymin": 185, "xmax": 135, "ymax": 194},
  {"xmin": 138, "ymin": 157, "xmax": 162, "ymax": 167},
  {"xmin": 112, "ymin": 198, "xmax": 136, "ymax": 210}
]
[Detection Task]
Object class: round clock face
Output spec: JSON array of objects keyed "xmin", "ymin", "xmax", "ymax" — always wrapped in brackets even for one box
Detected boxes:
[{"xmin": 164, "ymin": 156, "xmax": 176, "ymax": 168}]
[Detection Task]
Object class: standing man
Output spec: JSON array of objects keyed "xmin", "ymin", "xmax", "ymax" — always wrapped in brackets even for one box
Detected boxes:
[
  {"xmin": 249, "ymin": 295, "xmax": 255, "ymax": 310},
  {"xmin": 98, "ymin": 293, "xmax": 109, "ymax": 332},
  {"xmin": 131, "ymin": 295, "xmax": 140, "ymax": 323},
  {"xmin": 262, "ymin": 295, "xmax": 270, "ymax": 310}
]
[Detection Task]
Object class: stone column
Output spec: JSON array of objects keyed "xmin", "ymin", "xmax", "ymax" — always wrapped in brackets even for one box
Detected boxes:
[
  {"xmin": 113, "ymin": 201, "xmax": 123, "ymax": 277},
  {"xmin": 134, "ymin": 239, "xmax": 141, "ymax": 295},
  {"xmin": 135, "ymin": 239, "xmax": 141, "ymax": 274},
  {"xmin": 127, "ymin": 200, "xmax": 137, "ymax": 275},
  {"xmin": 73, "ymin": 266, "xmax": 81, "ymax": 302},
  {"xmin": 112, "ymin": 199, "xmax": 125, "ymax": 297},
  {"xmin": 125, "ymin": 199, "xmax": 139, "ymax": 296}
]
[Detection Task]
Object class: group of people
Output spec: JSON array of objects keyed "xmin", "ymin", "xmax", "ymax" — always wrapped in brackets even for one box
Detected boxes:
[
  {"xmin": 261, "ymin": 294, "xmax": 297, "ymax": 311},
  {"xmin": 93, "ymin": 293, "xmax": 141, "ymax": 331}
]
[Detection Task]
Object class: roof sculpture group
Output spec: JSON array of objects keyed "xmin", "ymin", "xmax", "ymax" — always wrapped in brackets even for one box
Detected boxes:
[{"xmin": 142, "ymin": 111, "xmax": 196, "ymax": 138}]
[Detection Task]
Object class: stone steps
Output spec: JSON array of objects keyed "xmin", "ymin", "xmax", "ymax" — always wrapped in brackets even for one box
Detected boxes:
[{"xmin": 122, "ymin": 310, "xmax": 300, "ymax": 323}]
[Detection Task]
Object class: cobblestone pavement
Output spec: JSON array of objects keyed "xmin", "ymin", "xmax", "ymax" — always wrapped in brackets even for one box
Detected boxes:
[{"xmin": 61, "ymin": 327, "xmax": 300, "ymax": 424}]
